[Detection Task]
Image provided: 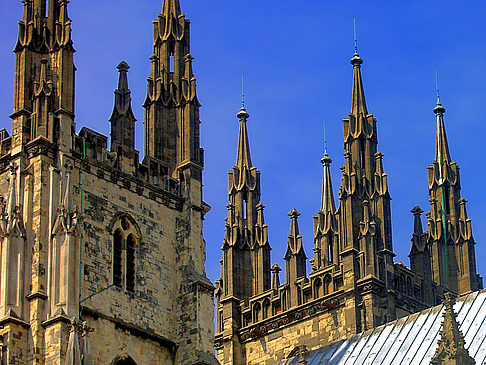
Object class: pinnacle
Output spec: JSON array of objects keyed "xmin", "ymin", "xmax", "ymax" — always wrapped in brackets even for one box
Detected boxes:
[
  {"xmin": 288, "ymin": 209, "xmax": 301, "ymax": 218},
  {"xmin": 117, "ymin": 61, "xmax": 130, "ymax": 72},
  {"xmin": 411, "ymin": 206, "xmax": 423, "ymax": 215}
]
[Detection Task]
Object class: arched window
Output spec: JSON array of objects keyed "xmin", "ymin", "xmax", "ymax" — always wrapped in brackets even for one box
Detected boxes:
[
  {"xmin": 112, "ymin": 355, "xmax": 137, "ymax": 365},
  {"xmin": 112, "ymin": 216, "xmax": 140, "ymax": 292},
  {"xmin": 262, "ymin": 299, "xmax": 270, "ymax": 319},
  {"xmin": 253, "ymin": 302, "xmax": 261, "ymax": 322},
  {"xmin": 324, "ymin": 276, "xmax": 332, "ymax": 295}
]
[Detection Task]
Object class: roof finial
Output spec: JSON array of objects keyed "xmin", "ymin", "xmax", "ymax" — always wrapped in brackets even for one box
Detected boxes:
[{"xmin": 434, "ymin": 69, "xmax": 446, "ymax": 115}]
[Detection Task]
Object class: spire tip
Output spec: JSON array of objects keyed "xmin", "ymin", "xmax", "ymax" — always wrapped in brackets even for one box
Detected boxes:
[
  {"xmin": 238, "ymin": 76, "xmax": 249, "ymax": 120},
  {"xmin": 434, "ymin": 70, "xmax": 446, "ymax": 115}
]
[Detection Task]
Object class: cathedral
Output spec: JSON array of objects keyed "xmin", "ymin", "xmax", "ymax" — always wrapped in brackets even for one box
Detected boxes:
[
  {"xmin": 0, "ymin": 0, "xmax": 216, "ymax": 364},
  {"xmin": 1, "ymin": 0, "xmax": 485, "ymax": 365},
  {"xmin": 214, "ymin": 12, "xmax": 484, "ymax": 365}
]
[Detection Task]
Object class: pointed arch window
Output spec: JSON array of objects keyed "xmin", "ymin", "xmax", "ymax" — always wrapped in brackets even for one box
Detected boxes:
[
  {"xmin": 112, "ymin": 355, "xmax": 137, "ymax": 365},
  {"xmin": 112, "ymin": 216, "xmax": 140, "ymax": 292}
]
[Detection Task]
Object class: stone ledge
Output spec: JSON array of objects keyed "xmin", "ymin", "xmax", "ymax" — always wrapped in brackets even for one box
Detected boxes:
[
  {"xmin": 81, "ymin": 306, "xmax": 177, "ymax": 352},
  {"xmin": 42, "ymin": 313, "xmax": 72, "ymax": 328},
  {"xmin": 0, "ymin": 313, "xmax": 30, "ymax": 329},
  {"xmin": 26, "ymin": 291, "xmax": 48, "ymax": 301}
]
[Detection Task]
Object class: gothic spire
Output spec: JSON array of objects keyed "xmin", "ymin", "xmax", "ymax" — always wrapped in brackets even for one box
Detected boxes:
[
  {"xmin": 320, "ymin": 154, "xmax": 336, "ymax": 214},
  {"xmin": 350, "ymin": 49, "xmax": 368, "ymax": 117},
  {"xmin": 236, "ymin": 106, "xmax": 252, "ymax": 170},
  {"xmin": 109, "ymin": 62, "xmax": 136, "ymax": 124},
  {"xmin": 434, "ymin": 93, "xmax": 451, "ymax": 166},
  {"xmin": 109, "ymin": 62, "xmax": 137, "ymax": 157}
]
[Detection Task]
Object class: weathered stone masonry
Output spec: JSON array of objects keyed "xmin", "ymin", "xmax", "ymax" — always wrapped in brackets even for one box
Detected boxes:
[{"xmin": 0, "ymin": 0, "xmax": 217, "ymax": 364}]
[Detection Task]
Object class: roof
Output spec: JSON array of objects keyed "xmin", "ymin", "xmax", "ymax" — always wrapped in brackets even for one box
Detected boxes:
[{"xmin": 281, "ymin": 289, "xmax": 486, "ymax": 365}]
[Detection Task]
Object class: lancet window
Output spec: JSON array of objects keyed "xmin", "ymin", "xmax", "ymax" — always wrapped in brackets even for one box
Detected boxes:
[{"xmin": 112, "ymin": 216, "xmax": 139, "ymax": 292}]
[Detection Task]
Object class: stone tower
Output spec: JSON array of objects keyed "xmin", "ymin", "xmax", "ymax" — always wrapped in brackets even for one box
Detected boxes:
[
  {"xmin": 215, "ymin": 47, "xmax": 482, "ymax": 365},
  {"xmin": 216, "ymin": 104, "xmax": 272, "ymax": 365},
  {"xmin": 424, "ymin": 97, "xmax": 481, "ymax": 295},
  {"xmin": 0, "ymin": 1, "xmax": 217, "ymax": 364}
]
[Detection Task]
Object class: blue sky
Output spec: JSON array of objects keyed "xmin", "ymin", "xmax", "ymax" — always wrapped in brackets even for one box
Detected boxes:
[{"xmin": 1, "ymin": 0, "xmax": 485, "ymax": 286}]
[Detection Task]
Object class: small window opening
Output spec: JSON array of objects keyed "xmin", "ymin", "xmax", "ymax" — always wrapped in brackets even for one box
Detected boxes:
[
  {"xmin": 328, "ymin": 239, "xmax": 333, "ymax": 264},
  {"xmin": 113, "ymin": 229, "xmax": 123, "ymax": 288},
  {"xmin": 219, "ymin": 311, "xmax": 224, "ymax": 332},
  {"xmin": 443, "ymin": 184, "xmax": 451, "ymax": 215},
  {"xmin": 126, "ymin": 234, "xmax": 136, "ymax": 292},
  {"xmin": 360, "ymin": 139, "xmax": 366, "ymax": 169},
  {"xmin": 169, "ymin": 55, "xmax": 175, "ymax": 73}
]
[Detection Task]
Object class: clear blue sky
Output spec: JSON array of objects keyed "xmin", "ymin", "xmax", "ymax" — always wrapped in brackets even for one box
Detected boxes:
[{"xmin": 1, "ymin": 0, "xmax": 485, "ymax": 286}]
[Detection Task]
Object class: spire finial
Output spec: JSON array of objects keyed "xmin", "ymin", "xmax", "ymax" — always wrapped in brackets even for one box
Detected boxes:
[
  {"xmin": 237, "ymin": 76, "xmax": 249, "ymax": 120},
  {"xmin": 351, "ymin": 19, "xmax": 363, "ymax": 67},
  {"xmin": 436, "ymin": 69, "xmax": 441, "ymax": 106},
  {"xmin": 242, "ymin": 75, "xmax": 245, "ymax": 109},
  {"xmin": 321, "ymin": 121, "xmax": 332, "ymax": 166},
  {"xmin": 323, "ymin": 120, "xmax": 328, "ymax": 156},
  {"xmin": 434, "ymin": 70, "xmax": 446, "ymax": 115}
]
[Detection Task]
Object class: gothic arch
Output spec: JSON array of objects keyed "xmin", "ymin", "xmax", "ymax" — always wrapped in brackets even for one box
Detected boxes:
[
  {"xmin": 111, "ymin": 355, "xmax": 137, "ymax": 365},
  {"xmin": 107, "ymin": 213, "xmax": 142, "ymax": 243},
  {"xmin": 324, "ymin": 275, "xmax": 332, "ymax": 295}
]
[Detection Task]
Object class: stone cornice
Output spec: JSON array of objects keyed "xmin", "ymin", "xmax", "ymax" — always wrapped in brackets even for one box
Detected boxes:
[{"xmin": 219, "ymin": 291, "xmax": 344, "ymax": 347}]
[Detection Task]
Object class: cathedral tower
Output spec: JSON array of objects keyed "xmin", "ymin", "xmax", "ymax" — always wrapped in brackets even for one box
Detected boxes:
[
  {"xmin": 336, "ymin": 49, "xmax": 396, "ymax": 331},
  {"xmin": 143, "ymin": 0, "xmax": 203, "ymax": 180},
  {"xmin": 425, "ymin": 96, "xmax": 482, "ymax": 295},
  {"xmin": 0, "ymin": 1, "xmax": 216, "ymax": 364},
  {"xmin": 216, "ymin": 104, "xmax": 271, "ymax": 365},
  {"xmin": 11, "ymin": 0, "xmax": 75, "ymax": 154}
]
